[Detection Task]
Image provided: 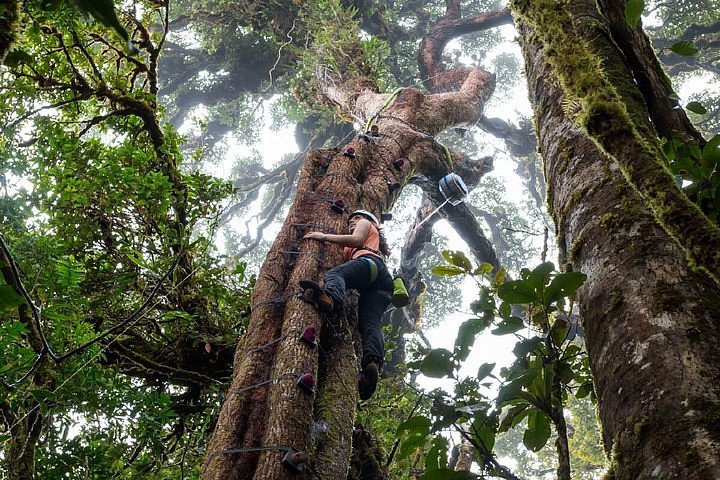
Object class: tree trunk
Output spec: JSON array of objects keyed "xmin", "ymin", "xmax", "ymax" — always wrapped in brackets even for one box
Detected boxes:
[
  {"xmin": 0, "ymin": 0, "xmax": 20, "ymax": 63},
  {"xmin": 513, "ymin": 0, "xmax": 720, "ymax": 478},
  {"xmin": 202, "ymin": 69, "xmax": 495, "ymax": 479}
]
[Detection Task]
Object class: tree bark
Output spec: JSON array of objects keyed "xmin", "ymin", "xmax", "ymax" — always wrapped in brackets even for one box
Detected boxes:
[
  {"xmin": 202, "ymin": 67, "xmax": 495, "ymax": 479},
  {"xmin": 596, "ymin": 0, "xmax": 704, "ymax": 145},
  {"xmin": 513, "ymin": 0, "xmax": 720, "ymax": 478},
  {"xmin": 0, "ymin": 0, "xmax": 20, "ymax": 63}
]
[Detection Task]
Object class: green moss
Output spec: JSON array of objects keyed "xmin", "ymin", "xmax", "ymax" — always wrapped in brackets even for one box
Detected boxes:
[
  {"xmin": 600, "ymin": 212, "xmax": 624, "ymax": 233},
  {"xmin": 511, "ymin": 0, "xmax": 720, "ymax": 287}
]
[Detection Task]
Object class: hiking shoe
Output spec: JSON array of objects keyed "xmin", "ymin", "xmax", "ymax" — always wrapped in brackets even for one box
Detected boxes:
[
  {"xmin": 299, "ymin": 279, "xmax": 334, "ymax": 312},
  {"xmin": 358, "ymin": 361, "xmax": 379, "ymax": 400}
]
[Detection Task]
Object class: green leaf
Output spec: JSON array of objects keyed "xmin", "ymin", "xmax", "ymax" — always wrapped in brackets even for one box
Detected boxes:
[
  {"xmin": 624, "ymin": 0, "xmax": 644, "ymax": 27},
  {"xmin": 424, "ymin": 436, "xmax": 449, "ymax": 472},
  {"xmin": 73, "ymin": 0, "xmax": 129, "ymax": 41},
  {"xmin": 703, "ymin": 135, "xmax": 720, "ymax": 165},
  {"xmin": 477, "ymin": 362, "xmax": 496, "ymax": 382},
  {"xmin": 550, "ymin": 317, "xmax": 569, "ymax": 346},
  {"xmin": 670, "ymin": 40, "xmax": 699, "ymax": 56},
  {"xmin": 2, "ymin": 49, "xmax": 34, "ymax": 67},
  {"xmin": 543, "ymin": 271, "xmax": 587, "ymax": 307},
  {"xmin": 523, "ymin": 410, "xmax": 552, "ymax": 452},
  {"xmin": 471, "ymin": 411, "xmax": 497, "ymax": 452},
  {"xmin": 527, "ymin": 262, "xmax": 555, "ymax": 289},
  {"xmin": 31, "ymin": 389, "xmax": 57, "ymax": 402},
  {"xmin": 455, "ymin": 318, "xmax": 488, "ymax": 361},
  {"xmin": 397, "ymin": 415, "xmax": 431, "ymax": 435},
  {"xmin": 0, "ymin": 285, "xmax": 26, "ymax": 313},
  {"xmin": 556, "ymin": 362, "xmax": 575, "ymax": 384},
  {"xmin": 55, "ymin": 256, "xmax": 85, "ymax": 290},
  {"xmin": 513, "ymin": 337, "xmax": 544, "ymax": 358},
  {"xmin": 498, "ymin": 301, "xmax": 511, "ymax": 319},
  {"xmin": 492, "ymin": 267, "xmax": 507, "ymax": 286},
  {"xmin": 491, "ymin": 316, "xmax": 525, "ymax": 335},
  {"xmin": 472, "ymin": 262, "xmax": 494, "ymax": 276},
  {"xmin": 499, "ymin": 404, "xmax": 530, "ymax": 432},
  {"xmin": 497, "ymin": 280, "xmax": 538, "ymax": 304},
  {"xmin": 420, "ymin": 348, "xmax": 454, "ymax": 378},
  {"xmin": 686, "ymin": 101, "xmax": 707, "ymax": 115},
  {"xmin": 431, "ymin": 264, "xmax": 466, "ymax": 277},
  {"xmin": 576, "ymin": 382, "xmax": 595, "ymax": 399},
  {"xmin": 441, "ymin": 250, "xmax": 473, "ymax": 272}
]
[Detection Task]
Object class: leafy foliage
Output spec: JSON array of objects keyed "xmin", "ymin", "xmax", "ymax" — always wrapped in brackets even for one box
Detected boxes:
[
  {"xmin": 0, "ymin": 0, "xmax": 253, "ymax": 477},
  {"xmin": 400, "ymin": 255, "xmax": 601, "ymax": 478},
  {"xmin": 663, "ymin": 133, "xmax": 720, "ymax": 224}
]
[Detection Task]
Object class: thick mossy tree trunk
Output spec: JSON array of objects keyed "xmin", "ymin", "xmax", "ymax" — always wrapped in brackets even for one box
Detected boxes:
[
  {"xmin": 512, "ymin": 0, "xmax": 720, "ymax": 478},
  {"xmin": 201, "ymin": 70, "xmax": 495, "ymax": 479}
]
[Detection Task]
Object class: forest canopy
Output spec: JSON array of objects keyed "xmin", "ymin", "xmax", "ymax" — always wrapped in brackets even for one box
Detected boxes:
[{"xmin": 1, "ymin": 0, "xmax": 719, "ymax": 479}]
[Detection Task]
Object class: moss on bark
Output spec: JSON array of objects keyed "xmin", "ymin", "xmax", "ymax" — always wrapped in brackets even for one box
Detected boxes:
[{"xmin": 510, "ymin": 0, "xmax": 720, "ymax": 286}]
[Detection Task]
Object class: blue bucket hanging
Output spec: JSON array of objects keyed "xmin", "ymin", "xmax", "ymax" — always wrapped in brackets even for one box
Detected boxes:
[{"xmin": 438, "ymin": 173, "xmax": 468, "ymax": 206}]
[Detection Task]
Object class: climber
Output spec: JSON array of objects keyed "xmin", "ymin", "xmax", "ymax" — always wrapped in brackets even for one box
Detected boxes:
[{"xmin": 300, "ymin": 209, "xmax": 393, "ymax": 400}]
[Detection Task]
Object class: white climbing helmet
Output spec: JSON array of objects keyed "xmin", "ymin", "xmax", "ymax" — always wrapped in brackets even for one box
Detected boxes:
[{"xmin": 349, "ymin": 209, "xmax": 380, "ymax": 225}]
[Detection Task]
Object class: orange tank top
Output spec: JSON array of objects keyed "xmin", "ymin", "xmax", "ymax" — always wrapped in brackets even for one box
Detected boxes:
[{"xmin": 344, "ymin": 224, "xmax": 383, "ymax": 260}]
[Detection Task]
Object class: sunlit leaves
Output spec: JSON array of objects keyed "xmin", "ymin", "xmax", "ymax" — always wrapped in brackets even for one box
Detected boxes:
[
  {"xmin": 397, "ymin": 415, "xmax": 432, "ymax": 461},
  {"xmin": 55, "ymin": 255, "xmax": 85, "ymax": 290}
]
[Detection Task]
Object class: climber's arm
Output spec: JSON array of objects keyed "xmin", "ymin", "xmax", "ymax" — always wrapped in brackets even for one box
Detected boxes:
[{"xmin": 304, "ymin": 218, "xmax": 370, "ymax": 248}]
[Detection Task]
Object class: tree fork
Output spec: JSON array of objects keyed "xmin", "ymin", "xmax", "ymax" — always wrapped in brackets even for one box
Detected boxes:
[{"xmin": 204, "ymin": 55, "xmax": 495, "ymax": 476}]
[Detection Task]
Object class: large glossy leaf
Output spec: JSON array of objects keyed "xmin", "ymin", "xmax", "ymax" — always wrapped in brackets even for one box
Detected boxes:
[
  {"xmin": 455, "ymin": 318, "xmax": 488, "ymax": 361},
  {"xmin": 670, "ymin": 40, "xmax": 699, "ymax": 56},
  {"xmin": 624, "ymin": 0, "xmax": 644, "ymax": 27},
  {"xmin": 543, "ymin": 271, "xmax": 586, "ymax": 307},
  {"xmin": 523, "ymin": 410, "xmax": 552, "ymax": 452},
  {"xmin": 420, "ymin": 348, "xmax": 454, "ymax": 378},
  {"xmin": 497, "ymin": 280, "xmax": 537, "ymax": 304}
]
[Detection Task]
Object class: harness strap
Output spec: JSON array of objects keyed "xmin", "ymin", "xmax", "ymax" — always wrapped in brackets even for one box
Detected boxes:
[
  {"xmin": 355, "ymin": 246, "xmax": 384, "ymax": 258},
  {"xmin": 363, "ymin": 257, "xmax": 378, "ymax": 283}
]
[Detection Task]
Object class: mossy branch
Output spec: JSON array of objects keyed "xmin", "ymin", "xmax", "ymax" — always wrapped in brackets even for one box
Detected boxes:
[{"xmin": 511, "ymin": 0, "xmax": 720, "ymax": 286}]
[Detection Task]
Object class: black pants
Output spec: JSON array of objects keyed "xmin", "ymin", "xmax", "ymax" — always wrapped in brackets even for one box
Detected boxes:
[{"xmin": 322, "ymin": 255, "xmax": 393, "ymax": 367}]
